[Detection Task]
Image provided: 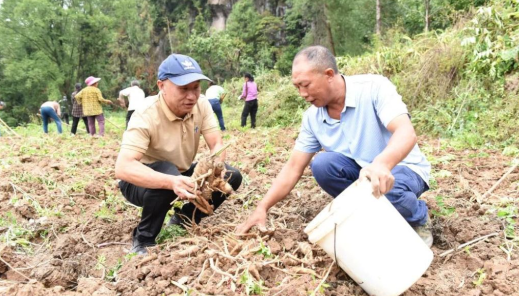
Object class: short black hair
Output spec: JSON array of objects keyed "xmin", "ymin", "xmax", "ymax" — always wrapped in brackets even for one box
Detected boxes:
[
  {"xmin": 293, "ymin": 45, "xmax": 339, "ymax": 74},
  {"xmin": 75, "ymin": 83, "xmax": 82, "ymax": 90}
]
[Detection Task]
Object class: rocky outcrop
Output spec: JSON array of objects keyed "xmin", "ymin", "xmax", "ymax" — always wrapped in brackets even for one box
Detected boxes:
[
  {"xmin": 208, "ymin": 0, "xmax": 288, "ymax": 31},
  {"xmin": 208, "ymin": 0, "xmax": 233, "ymax": 31}
]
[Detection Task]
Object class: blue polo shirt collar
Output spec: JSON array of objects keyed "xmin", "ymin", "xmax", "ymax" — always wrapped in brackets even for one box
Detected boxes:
[{"xmin": 322, "ymin": 75, "xmax": 355, "ymax": 123}]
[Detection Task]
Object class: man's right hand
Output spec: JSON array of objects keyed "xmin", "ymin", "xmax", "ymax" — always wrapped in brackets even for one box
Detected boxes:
[
  {"xmin": 171, "ymin": 175, "xmax": 196, "ymax": 200},
  {"xmin": 236, "ymin": 206, "xmax": 268, "ymax": 234}
]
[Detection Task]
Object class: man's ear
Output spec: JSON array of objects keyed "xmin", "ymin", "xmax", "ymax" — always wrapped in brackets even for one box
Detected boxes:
[
  {"xmin": 157, "ymin": 80, "xmax": 163, "ymax": 90},
  {"xmin": 324, "ymin": 68, "xmax": 335, "ymax": 80}
]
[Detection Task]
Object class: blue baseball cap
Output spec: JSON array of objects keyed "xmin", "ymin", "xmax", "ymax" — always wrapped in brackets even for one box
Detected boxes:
[{"xmin": 158, "ymin": 54, "xmax": 212, "ymax": 86}]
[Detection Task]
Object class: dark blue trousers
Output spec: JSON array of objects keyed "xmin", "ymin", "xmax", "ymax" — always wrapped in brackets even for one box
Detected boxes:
[
  {"xmin": 310, "ymin": 152, "xmax": 429, "ymax": 226},
  {"xmin": 209, "ymin": 99, "xmax": 226, "ymax": 131},
  {"xmin": 119, "ymin": 161, "xmax": 242, "ymax": 245}
]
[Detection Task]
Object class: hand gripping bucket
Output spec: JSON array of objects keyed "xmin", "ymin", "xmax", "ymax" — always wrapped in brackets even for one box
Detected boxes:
[{"xmin": 304, "ymin": 180, "xmax": 433, "ymax": 296}]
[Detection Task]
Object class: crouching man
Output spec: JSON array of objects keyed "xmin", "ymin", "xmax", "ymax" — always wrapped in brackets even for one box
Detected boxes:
[
  {"xmin": 115, "ymin": 54, "xmax": 242, "ymax": 255},
  {"xmin": 237, "ymin": 46, "xmax": 432, "ymax": 247}
]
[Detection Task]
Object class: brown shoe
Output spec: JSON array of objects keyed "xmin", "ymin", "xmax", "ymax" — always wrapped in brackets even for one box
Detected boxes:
[{"xmin": 413, "ymin": 215, "xmax": 433, "ymax": 248}]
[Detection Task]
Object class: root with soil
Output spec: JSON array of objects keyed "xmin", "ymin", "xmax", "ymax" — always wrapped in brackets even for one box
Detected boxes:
[{"xmin": 174, "ymin": 144, "xmax": 233, "ymax": 216}]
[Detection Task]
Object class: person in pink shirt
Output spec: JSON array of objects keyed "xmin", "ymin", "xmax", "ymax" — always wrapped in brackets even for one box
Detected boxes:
[{"xmin": 239, "ymin": 73, "xmax": 259, "ymax": 128}]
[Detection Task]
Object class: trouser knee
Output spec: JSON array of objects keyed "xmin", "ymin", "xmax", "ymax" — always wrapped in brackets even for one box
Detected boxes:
[
  {"xmin": 310, "ymin": 152, "xmax": 361, "ymax": 197},
  {"xmin": 225, "ymin": 164, "xmax": 242, "ymax": 191}
]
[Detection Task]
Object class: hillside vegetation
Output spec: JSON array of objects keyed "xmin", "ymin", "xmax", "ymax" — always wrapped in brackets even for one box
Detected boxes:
[{"xmin": 221, "ymin": 0, "xmax": 519, "ymax": 149}]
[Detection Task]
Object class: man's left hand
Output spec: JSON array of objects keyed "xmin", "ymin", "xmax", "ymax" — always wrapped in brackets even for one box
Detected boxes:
[{"xmin": 359, "ymin": 163, "xmax": 394, "ymax": 198}]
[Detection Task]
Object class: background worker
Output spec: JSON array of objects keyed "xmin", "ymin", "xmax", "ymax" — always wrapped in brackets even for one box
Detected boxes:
[
  {"xmin": 75, "ymin": 76, "xmax": 113, "ymax": 137},
  {"xmin": 70, "ymin": 83, "xmax": 89, "ymax": 135},
  {"xmin": 40, "ymin": 101, "xmax": 62, "ymax": 134},
  {"xmin": 118, "ymin": 80, "xmax": 146, "ymax": 129},
  {"xmin": 115, "ymin": 54, "xmax": 242, "ymax": 255},
  {"xmin": 239, "ymin": 73, "xmax": 259, "ymax": 128},
  {"xmin": 59, "ymin": 94, "xmax": 70, "ymax": 125},
  {"xmin": 205, "ymin": 81, "xmax": 226, "ymax": 131}
]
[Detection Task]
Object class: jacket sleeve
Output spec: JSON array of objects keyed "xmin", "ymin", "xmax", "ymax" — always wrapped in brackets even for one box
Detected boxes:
[
  {"xmin": 75, "ymin": 91, "xmax": 83, "ymax": 104},
  {"xmin": 96, "ymin": 89, "xmax": 112, "ymax": 104}
]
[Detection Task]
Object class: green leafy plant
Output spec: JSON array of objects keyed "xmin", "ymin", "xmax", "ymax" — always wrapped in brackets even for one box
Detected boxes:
[
  {"xmin": 497, "ymin": 205, "xmax": 517, "ymax": 239},
  {"xmin": 0, "ymin": 212, "xmax": 35, "ymax": 252},
  {"xmin": 240, "ymin": 271, "xmax": 264, "ymax": 295},
  {"xmin": 256, "ymin": 241, "xmax": 272, "ymax": 259},
  {"xmin": 106, "ymin": 260, "xmax": 123, "ymax": 281},
  {"xmin": 503, "ymin": 146, "xmax": 519, "ymax": 157},
  {"xmin": 95, "ymin": 255, "xmax": 107, "ymax": 271},
  {"xmin": 240, "ymin": 194, "xmax": 262, "ymax": 210},
  {"xmin": 156, "ymin": 224, "xmax": 188, "ymax": 244},
  {"xmin": 431, "ymin": 195, "xmax": 456, "ymax": 217},
  {"xmin": 256, "ymin": 164, "xmax": 267, "ymax": 174},
  {"xmin": 94, "ymin": 205, "xmax": 116, "ymax": 222},
  {"xmin": 472, "ymin": 268, "xmax": 486, "ymax": 286}
]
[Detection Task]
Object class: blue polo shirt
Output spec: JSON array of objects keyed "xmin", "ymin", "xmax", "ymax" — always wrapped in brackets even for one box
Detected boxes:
[{"xmin": 294, "ymin": 74, "xmax": 430, "ymax": 185}]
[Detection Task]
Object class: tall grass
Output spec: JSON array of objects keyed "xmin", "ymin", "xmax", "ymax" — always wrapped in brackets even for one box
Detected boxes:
[{"xmin": 221, "ymin": 0, "xmax": 519, "ymax": 148}]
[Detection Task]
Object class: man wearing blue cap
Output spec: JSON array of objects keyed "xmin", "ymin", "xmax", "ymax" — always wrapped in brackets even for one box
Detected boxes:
[{"xmin": 115, "ymin": 54, "xmax": 242, "ymax": 255}]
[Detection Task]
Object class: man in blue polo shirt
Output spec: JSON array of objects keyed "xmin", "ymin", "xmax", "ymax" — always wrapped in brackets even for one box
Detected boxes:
[{"xmin": 237, "ymin": 45, "xmax": 432, "ymax": 247}]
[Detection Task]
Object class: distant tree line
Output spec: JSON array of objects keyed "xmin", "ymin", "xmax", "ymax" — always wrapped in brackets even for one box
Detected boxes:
[{"xmin": 0, "ymin": 0, "xmax": 486, "ymax": 126}]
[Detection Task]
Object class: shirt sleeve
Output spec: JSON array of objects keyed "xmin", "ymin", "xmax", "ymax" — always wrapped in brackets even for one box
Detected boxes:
[
  {"xmin": 95, "ymin": 88, "xmax": 111, "ymax": 104},
  {"xmin": 373, "ymin": 76, "xmax": 409, "ymax": 127},
  {"xmin": 121, "ymin": 112, "xmax": 151, "ymax": 154},
  {"xmin": 294, "ymin": 112, "xmax": 322, "ymax": 153},
  {"xmin": 200, "ymin": 99, "xmax": 219, "ymax": 135},
  {"xmin": 241, "ymin": 83, "xmax": 246, "ymax": 98},
  {"xmin": 119, "ymin": 87, "xmax": 130, "ymax": 97}
]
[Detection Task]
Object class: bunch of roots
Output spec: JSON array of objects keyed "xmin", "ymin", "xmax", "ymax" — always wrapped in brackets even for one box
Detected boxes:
[{"xmin": 190, "ymin": 156, "xmax": 233, "ymax": 215}]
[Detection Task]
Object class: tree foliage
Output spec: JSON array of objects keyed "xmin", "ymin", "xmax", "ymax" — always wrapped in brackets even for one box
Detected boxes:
[{"xmin": 0, "ymin": 0, "xmax": 492, "ymax": 126}]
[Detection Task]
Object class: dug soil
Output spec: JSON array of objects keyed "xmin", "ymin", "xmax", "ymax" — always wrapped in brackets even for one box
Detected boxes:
[{"xmin": 0, "ymin": 129, "xmax": 518, "ymax": 296}]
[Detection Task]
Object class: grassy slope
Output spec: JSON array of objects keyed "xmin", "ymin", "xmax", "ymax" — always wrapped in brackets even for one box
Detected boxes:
[{"xmin": 220, "ymin": 0, "xmax": 518, "ymax": 153}]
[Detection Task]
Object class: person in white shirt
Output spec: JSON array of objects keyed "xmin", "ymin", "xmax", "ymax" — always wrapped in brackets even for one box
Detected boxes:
[
  {"xmin": 118, "ymin": 80, "xmax": 146, "ymax": 128},
  {"xmin": 205, "ymin": 82, "xmax": 227, "ymax": 131}
]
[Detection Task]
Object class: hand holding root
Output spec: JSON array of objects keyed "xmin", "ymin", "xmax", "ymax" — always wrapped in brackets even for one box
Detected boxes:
[
  {"xmin": 172, "ymin": 144, "xmax": 233, "ymax": 217},
  {"xmin": 171, "ymin": 176, "xmax": 196, "ymax": 200}
]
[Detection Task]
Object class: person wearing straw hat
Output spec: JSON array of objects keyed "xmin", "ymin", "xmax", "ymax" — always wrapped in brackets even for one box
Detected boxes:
[
  {"xmin": 74, "ymin": 76, "xmax": 113, "ymax": 136},
  {"xmin": 115, "ymin": 54, "xmax": 242, "ymax": 255},
  {"xmin": 237, "ymin": 46, "xmax": 433, "ymax": 248},
  {"xmin": 40, "ymin": 101, "xmax": 63, "ymax": 134}
]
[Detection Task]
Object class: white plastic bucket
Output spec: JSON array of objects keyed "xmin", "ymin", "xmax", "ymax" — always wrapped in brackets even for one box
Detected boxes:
[{"xmin": 304, "ymin": 180, "xmax": 433, "ymax": 296}]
